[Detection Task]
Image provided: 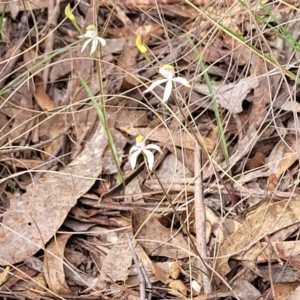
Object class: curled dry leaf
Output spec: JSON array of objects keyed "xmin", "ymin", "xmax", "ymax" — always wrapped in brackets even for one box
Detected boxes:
[
  {"xmin": 169, "ymin": 261, "xmax": 181, "ymax": 280},
  {"xmin": 135, "ymin": 245, "xmax": 169, "ymax": 284},
  {"xmin": 169, "ymin": 280, "xmax": 188, "ymax": 296},
  {"xmin": 33, "ymin": 75, "xmax": 55, "ymax": 110},
  {"xmin": 44, "ymin": 234, "xmax": 72, "ymax": 295}
]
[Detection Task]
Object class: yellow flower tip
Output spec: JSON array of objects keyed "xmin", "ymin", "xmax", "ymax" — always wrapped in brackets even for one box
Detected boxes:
[
  {"xmin": 64, "ymin": 4, "xmax": 76, "ymax": 22},
  {"xmin": 86, "ymin": 24, "xmax": 96, "ymax": 31},
  {"xmin": 135, "ymin": 35, "xmax": 148, "ymax": 54},
  {"xmin": 136, "ymin": 135, "xmax": 144, "ymax": 143},
  {"xmin": 159, "ymin": 64, "xmax": 175, "ymax": 78},
  {"xmin": 162, "ymin": 64, "xmax": 174, "ymax": 70}
]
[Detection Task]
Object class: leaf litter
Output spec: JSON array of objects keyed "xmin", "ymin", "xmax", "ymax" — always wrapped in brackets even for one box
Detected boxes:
[{"xmin": 1, "ymin": 0, "xmax": 300, "ymax": 299}]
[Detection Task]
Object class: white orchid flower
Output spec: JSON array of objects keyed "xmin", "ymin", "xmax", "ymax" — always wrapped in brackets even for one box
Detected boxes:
[
  {"xmin": 129, "ymin": 135, "xmax": 162, "ymax": 171},
  {"xmin": 143, "ymin": 64, "xmax": 191, "ymax": 102},
  {"xmin": 78, "ymin": 24, "xmax": 106, "ymax": 56}
]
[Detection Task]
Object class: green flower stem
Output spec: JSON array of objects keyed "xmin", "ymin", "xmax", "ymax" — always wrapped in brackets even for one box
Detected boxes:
[
  {"xmin": 185, "ymin": 35, "xmax": 230, "ymax": 169},
  {"xmin": 94, "ymin": 48, "xmax": 124, "ymax": 185},
  {"xmin": 72, "ymin": 21, "xmax": 83, "ymax": 35},
  {"xmin": 143, "ymin": 52, "xmax": 151, "ymax": 65}
]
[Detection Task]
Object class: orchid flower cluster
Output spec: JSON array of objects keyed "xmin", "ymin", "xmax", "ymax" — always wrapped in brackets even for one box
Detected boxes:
[{"xmin": 65, "ymin": 5, "xmax": 191, "ymax": 171}]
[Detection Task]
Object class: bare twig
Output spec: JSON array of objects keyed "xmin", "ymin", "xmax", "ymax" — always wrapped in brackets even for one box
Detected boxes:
[
  {"xmin": 43, "ymin": 0, "xmax": 61, "ymax": 88},
  {"xmin": 194, "ymin": 143, "xmax": 212, "ymax": 293},
  {"xmin": 126, "ymin": 234, "xmax": 152, "ymax": 300}
]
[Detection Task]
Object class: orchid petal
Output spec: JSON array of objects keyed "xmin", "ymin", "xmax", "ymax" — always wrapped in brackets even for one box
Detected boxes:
[
  {"xmin": 143, "ymin": 79, "xmax": 167, "ymax": 93},
  {"xmin": 145, "ymin": 144, "xmax": 162, "ymax": 153},
  {"xmin": 129, "ymin": 146, "xmax": 142, "ymax": 155},
  {"xmin": 90, "ymin": 38, "xmax": 98, "ymax": 55},
  {"xmin": 129, "ymin": 149, "xmax": 142, "ymax": 169},
  {"xmin": 81, "ymin": 39, "xmax": 91, "ymax": 53},
  {"xmin": 172, "ymin": 77, "xmax": 191, "ymax": 87},
  {"xmin": 163, "ymin": 80, "xmax": 173, "ymax": 102},
  {"xmin": 97, "ymin": 37, "xmax": 106, "ymax": 47},
  {"xmin": 143, "ymin": 149, "xmax": 155, "ymax": 170}
]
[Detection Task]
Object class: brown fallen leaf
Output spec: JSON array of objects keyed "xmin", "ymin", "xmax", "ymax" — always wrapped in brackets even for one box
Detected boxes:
[
  {"xmin": 101, "ymin": 233, "xmax": 133, "ymax": 282},
  {"xmin": 39, "ymin": 114, "xmax": 65, "ymax": 158},
  {"xmin": 0, "ymin": 124, "xmax": 107, "ymax": 266},
  {"xmin": 1, "ymin": 264, "xmax": 38, "ymax": 291},
  {"xmin": 135, "ymin": 245, "xmax": 169, "ymax": 284},
  {"xmin": 44, "ymin": 234, "xmax": 72, "ymax": 295},
  {"xmin": 216, "ymin": 198, "xmax": 300, "ymax": 279},
  {"xmin": 269, "ymin": 135, "xmax": 299, "ymax": 180},
  {"xmin": 0, "ymin": 266, "xmax": 10, "ymax": 286},
  {"xmin": 236, "ymin": 241, "xmax": 300, "ymax": 265},
  {"xmin": 261, "ymin": 282, "xmax": 300, "ymax": 300},
  {"xmin": 4, "ymin": 84, "xmax": 34, "ymax": 144},
  {"xmin": 0, "ymin": 0, "xmax": 52, "ymax": 13},
  {"xmin": 118, "ymin": 44, "xmax": 140, "ymax": 87},
  {"xmin": 132, "ymin": 208, "xmax": 190, "ymax": 259},
  {"xmin": 169, "ymin": 261, "xmax": 181, "ymax": 280},
  {"xmin": 33, "ymin": 75, "xmax": 55, "ymax": 110},
  {"xmin": 245, "ymin": 152, "xmax": 265, "ymax": 170},
  {"xmin": 169, "ymin": 279, "xmax": 188, "ymax": 296},
  {"xmin": 193, "ymin": 76, "xmax": 259, "ymax": 114}
]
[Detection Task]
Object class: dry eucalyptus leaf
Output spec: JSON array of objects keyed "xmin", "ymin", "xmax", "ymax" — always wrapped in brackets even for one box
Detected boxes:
[
  {"xmin": 231, "ymin": 279, "xmax": 261, "ymax": 300},
  {"xmin": 44, "ymin": 234, "xmax": 72, "ymax": 295},
  {"xmin": 0, "ymin": 124, "xmax": 107, "ymax": 265},
  {"xmin": 115, "ymin": 110, "xmax": 148, "ymax": 129},
  {"xmin": 267, "ymin": 135, "xmax": 299, "ymax": 184},
  {"xmin": 9, "ymin": 91, "xmax": 33, "ymax": 143},
  {"xmin": 132, "ymin": 208, "xmax": 190, "ymax": 259},
  {"xmin": 118, "ymin": 45, "xmax": 139, "ymax": 87},
  {"xmin": 236, "ymin": 241, "xmax": 300, "ymax": 265},
  {"xmin": 135, "ymin": 245, "xmax": 169, "ymax": 284},
  {"xmin": 284, "ymin": 284, "xmax": 300, "ymax": 300},
  {"xmin": 1, "ymin": 0, "xmax": 51, "ymax": 13},
  {"xmin": 33, "ymin": 76, "xmax": 55, "ymax": 110},
  {"xmin": 193, "ymin": 76, "xmax": 259, "ymax": 114},
  {"xmin": 216, "ymin": 198, "xmax": 300, "ymax": 278},
  {"xmin": 261, "ymin": 282, "xmax": 300, "ymax": 300},
  {"xmin": 0, "ymin": 266, "xmax": 9, "ymax": 286},
  {"xmin": 39, "ymin": 114, "xmax": 65, "ymax": 158},
  {"xmin": 101, "ymin": 233, "xmax": 132, "ymax": 282}
]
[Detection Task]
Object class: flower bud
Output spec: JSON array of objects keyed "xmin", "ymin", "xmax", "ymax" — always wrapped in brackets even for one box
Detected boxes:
[
  {"xmin": 135, "ymin": 35, "xmax": 148, "ymax": 54},
  {"xmin": 64, "ymin": 4, "xmax": 75, "ymax": 22}
]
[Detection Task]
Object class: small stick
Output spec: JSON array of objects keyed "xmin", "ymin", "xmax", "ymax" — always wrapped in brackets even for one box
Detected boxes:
[
  {"xmin": 126, "ymin": 233, "xmax": 152, "ymax": 300},
  {"xmin": 194, "ymin": 143, "xmax": 212, "ymax": 293}
]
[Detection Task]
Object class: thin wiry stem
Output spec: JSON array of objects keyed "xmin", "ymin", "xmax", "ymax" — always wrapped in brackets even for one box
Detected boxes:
[{"xmin": 194, "ymin": 143, "xmax": 212, "ymax": 294}]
